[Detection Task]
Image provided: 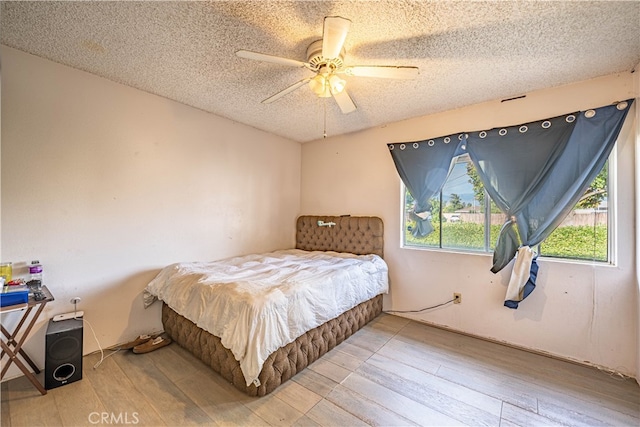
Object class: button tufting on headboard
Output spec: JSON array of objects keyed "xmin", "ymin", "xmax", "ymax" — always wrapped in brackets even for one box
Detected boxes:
[{"xmin": 295, "ymin": 216, "xmax": 384, "ymax": 257}]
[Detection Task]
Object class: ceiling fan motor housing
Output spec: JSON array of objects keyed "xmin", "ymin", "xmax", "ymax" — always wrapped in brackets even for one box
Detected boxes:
[{"xmin": 306, "ymin": 40, "xmax": 345, "ymax": 71}]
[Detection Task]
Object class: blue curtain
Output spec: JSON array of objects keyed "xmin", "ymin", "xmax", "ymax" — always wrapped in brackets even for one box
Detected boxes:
[
  {"xmin": 388, "ymin": 100, "xmax": 633, "ymax": 308},
  {"xmin": 465, "ymin": 112, "xmax": 580, "ymax": 273},
  {"xmin": 466, "ymin": 100, "xmax": 632, "ymax": 308},
  {"xmin": 388, "ymin": 135, "xmax": 464, "ymax": 237}
]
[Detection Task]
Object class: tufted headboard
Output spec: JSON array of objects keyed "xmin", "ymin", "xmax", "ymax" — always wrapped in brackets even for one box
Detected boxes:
[{"xmin": 295, "ymin": 215, "xmax": 384, "ymax": 258}]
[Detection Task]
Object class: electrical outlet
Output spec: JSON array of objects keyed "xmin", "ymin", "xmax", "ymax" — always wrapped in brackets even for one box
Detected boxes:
[{"xmin": 453, "ymin": 293, "xmax": 462, "ymax": 304}]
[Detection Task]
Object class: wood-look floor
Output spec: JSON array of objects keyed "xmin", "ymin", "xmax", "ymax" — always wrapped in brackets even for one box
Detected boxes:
[{"xmin": 2, "ymin": 314, "xmax": 639, "ymax": 426}]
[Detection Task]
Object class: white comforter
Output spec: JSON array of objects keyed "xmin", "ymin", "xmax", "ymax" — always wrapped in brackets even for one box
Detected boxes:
[{"xmin": 143, "ymin": 249, "xmax": 388, "ymax": 386}]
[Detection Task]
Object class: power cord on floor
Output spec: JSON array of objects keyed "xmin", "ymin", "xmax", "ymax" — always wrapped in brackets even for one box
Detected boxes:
[
  {"xmin": 78, "ymin": 315, "xmax": 119, "ymax": 369},
  {"xmin": 386, "ymin": 298, "xmax": 456, "ymax": 313}
]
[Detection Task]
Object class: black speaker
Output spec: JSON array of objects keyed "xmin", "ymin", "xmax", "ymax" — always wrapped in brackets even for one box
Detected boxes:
[{"xmin": 45, "ymin": 318, "xmax": 83, "ymax": 390}]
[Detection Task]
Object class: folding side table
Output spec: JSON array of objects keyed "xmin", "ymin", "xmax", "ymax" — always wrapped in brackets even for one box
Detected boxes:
[{"xmin": 1, "ymin": 286, "xmax": 54, "ymax": 395}]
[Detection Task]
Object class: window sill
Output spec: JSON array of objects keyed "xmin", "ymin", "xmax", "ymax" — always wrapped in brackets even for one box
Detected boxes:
[{"xmin": 400, "ymin": 244, "xmax": 614, "ymax": 267}]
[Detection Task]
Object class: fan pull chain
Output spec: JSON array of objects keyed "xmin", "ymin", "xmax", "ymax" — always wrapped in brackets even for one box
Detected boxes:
[{"xmin": 323, "ymin": 98, "xmax": 327, "ymax": 139}]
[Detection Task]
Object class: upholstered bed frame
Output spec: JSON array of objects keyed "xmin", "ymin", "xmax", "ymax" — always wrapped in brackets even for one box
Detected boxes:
[{"xmin": 161, "ymin": 215, "xmax": 385, "ymax": 396}]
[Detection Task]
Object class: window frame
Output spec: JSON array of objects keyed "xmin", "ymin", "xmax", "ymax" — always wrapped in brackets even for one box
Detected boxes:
[{"xmin": 400, "ymin": 149, "xmax": 616, "ymax": 266}]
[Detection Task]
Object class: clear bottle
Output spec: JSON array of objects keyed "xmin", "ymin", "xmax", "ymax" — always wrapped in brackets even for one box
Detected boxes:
[{"xmin": 29, "ymin": 260, "xmax": 43, "ymax": 288}]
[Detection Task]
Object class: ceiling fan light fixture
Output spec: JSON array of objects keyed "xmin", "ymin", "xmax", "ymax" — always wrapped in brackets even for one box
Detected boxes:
[
  {"xmin": 309, "ymin": 73, "xmax": 346, "ymax": 98},
  {"xmin": 309, "ymin": 74, "xmax": 331, "ymax": 97},
  {"xmin": 329, "ymin": 75, "xmax": 346, "ymax": 94}
]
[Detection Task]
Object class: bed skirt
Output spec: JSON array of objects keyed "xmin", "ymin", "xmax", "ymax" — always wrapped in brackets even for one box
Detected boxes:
[{"xmin": 161, "ymin": 293, "xmax": 383, "ymax": 396}]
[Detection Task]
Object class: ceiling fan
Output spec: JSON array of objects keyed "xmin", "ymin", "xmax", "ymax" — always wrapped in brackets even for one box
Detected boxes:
[{"xmin": 236, "ymin": 16, "xmax": 419, "ymax": 114}]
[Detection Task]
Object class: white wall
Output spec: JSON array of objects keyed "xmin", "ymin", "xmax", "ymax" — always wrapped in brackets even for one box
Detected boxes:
[
  {"xmin": 301, "ymin": 73, "xmax": 639, "ymax": 378},
  {"xmin": 1, "ymin": 46, "xmax": 301, "ymax": 379}
]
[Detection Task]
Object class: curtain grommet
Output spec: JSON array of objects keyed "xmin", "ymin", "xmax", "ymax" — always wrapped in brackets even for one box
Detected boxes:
[
  {"xmin": 499, "ymin": 129, "xmax": 507, "ymax": 136},
  {"xmin": 519, "ymin": 125, "xmax": 528, "ymax": 133},
  {"xmin": 585, "ymin": 110, "xmax": 596, "ymax": 118},
  {"xmin": 412, "ymin": 143, "xmax": 419, "ymax": 149},
  {"xmin": 427, "ymin": 140, "xmax": 435, "ymax": 146},
  {"xmin": 444, "ymin": 137, "xmax": 451, "ymax": 144},
  {"xmin": 479, "ymin": 131, "xmax": 487, "ymax": 139},
  {"xmin": 566, "ymin": 115, "xmax": 576, "ymax": 123},
  {"xmin": 541, "ymin": 120, "xmax": 551, "ymax": 129},
  {"xmin": 617, "ymin": 101, "xmax": 628, "ymax": 110},
  {"xmin": 389, "ymin": 144, "xmax": 394, "ymax": 150},
  {"xmin": 400, "ymin": 144, "xmax": 406, "ymax": 150},
  {"xmin": 458, "ymin": 134, "xmax": 464, "ymax": 140}
]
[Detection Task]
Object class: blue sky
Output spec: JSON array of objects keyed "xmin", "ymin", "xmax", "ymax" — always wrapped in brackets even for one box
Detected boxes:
[{"xmin": 442, "ymin": 161, "xmax": 476, "ymax": 205}]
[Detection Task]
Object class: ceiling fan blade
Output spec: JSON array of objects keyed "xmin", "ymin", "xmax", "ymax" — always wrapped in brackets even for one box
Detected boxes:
[
  {"xmin": 332, "ymin": 88, "xmax": 357, "ymax": 114},
  {"xmin": 236, "ymin": 50, "xmax": 308, "ymax": 68},
  {"xmin": 262, "ymin": 78, "xmax": 312, "ymax": 104},
  {"xmin": 344, "ymin": 66, "xmax": 419, "ymax": 79},
  {"xmin": 322, "ymin": 16, "xmax": 351, "ymax": 59}
]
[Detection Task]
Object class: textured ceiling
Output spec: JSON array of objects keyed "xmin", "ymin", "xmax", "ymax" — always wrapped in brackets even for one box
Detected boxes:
[{"xmin": 1, "ymin": 1, "xmax": 639, "ymax": 143}]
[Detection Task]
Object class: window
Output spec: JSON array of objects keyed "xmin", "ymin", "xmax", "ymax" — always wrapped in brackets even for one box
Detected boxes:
[
  {"xmin": 538, "ymin": 161, "xmax": 610, "ymax": 262},
  {"xmin": 403, "ymin": 153, "xmax": 612, "ymax": 263}
]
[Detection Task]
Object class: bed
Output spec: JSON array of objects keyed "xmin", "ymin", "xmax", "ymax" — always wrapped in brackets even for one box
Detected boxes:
[{"xmin": 144, "ymin": 215, "xmax": 387, "ymax": 396}]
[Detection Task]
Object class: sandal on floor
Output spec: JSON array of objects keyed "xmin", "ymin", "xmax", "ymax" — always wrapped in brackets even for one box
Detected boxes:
[
  {"xmin": 132, "ymin": 335, "xmax": 172, "ymax": 354},
  {"xmin": 119, "ymin": 334, "xmax": 153, "ymax": 350}
]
